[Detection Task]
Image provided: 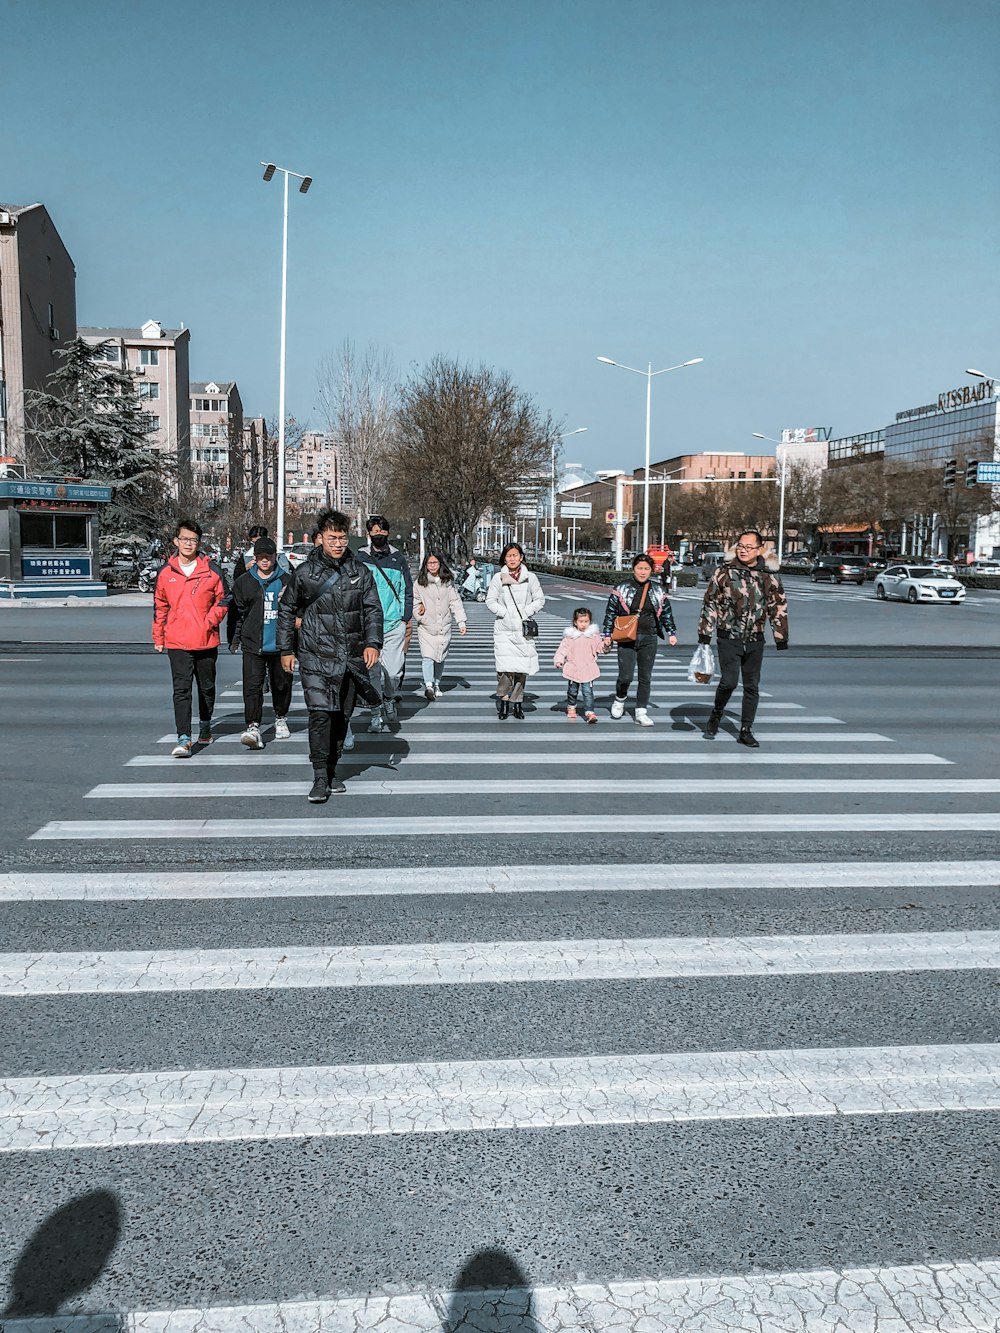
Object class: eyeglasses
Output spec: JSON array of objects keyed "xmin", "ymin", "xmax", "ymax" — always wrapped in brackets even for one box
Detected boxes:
[
  {"xmin": 323, "ymin": 534, "xmax": 349, "ymax": 544},
  {"xmin": 176, "ymin": 536, "xmax": 199, "ymax": 544},
  {"xmin": 735, "ymin": 544, "xmax": 759, "ymax": 552}
]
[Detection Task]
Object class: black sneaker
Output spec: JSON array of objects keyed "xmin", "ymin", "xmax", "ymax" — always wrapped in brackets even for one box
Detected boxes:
[
  {"xmin": 308, "ymin": 773, "xmax": 330, "ymax": 803},
  {"xmin": 705, "ymin": 711, "xmax": 722, "ymax": 738},
  {"xmin": 737, "ymin": 727, "xmax": 760, "ymax": 748},
  {"xmin": 327, "ymin": 776, "xmax": 346, "ymax": 794}
]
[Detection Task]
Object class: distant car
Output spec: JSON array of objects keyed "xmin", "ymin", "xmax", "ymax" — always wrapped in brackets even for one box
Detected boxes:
[
  {"xmin": 874, "ymin": 565, "xmax": 966, "ymax": 604},
  {"xmin": 782, "ymin": 551, "xmax": 813, "ymax": 570},
  {"xmin": 969, "ymin": 559, "xmax": 1000, "ymax": 575},
  {"xmin": 810, "ymin": 555, "xmax": 867, "ymax": 585},
  {"xmin": 285, "ymin": 542, "xmax": 314, "ymax": 569},
  {"xmin": 929, "ymin": 558, "xmax": 957, "ymax": 576},
  {"xmin": 701, "ymin": 552, "xmax": 728, "ymax": 581}
]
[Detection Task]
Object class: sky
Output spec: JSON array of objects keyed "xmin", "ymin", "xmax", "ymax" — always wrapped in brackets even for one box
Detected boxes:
[{"xmin": 4, "ymin": 0, "xmax": 999, "ymax": 475}]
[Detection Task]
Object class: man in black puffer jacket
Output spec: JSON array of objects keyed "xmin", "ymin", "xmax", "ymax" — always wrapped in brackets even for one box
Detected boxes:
[{"xmin": 276, "ymin": 509, "xmax": 383, "ymax": 803}]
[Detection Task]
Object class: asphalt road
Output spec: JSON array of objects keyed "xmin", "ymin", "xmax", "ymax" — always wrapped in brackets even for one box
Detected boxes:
[{"xmin": 1, "ymin": 572, "xmax": 999, "ymax": 1331}]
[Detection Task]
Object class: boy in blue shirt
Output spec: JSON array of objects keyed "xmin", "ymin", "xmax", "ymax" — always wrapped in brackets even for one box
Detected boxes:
[{"xmin": 230, "ymin": 537, "xmax": 294, "ymax": 748}]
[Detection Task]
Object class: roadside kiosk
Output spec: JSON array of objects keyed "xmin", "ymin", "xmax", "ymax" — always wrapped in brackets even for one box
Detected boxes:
[{"xmin": 0, "ymin": 478, "xmax": 113, "ymax": 599}]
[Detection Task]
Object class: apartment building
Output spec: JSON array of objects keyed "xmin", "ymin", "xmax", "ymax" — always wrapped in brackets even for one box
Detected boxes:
[
  {"xmin": 0, "ymin": 203, "xmax": 77, "ymax": 459},
  {"xmin": 80, "ymin": 320, "xmax": 191, "ymax": 483},
  {"xmin": 189, "ymin": 381, "xmax": 244, "ymax": 502},
  {"xmin": 286, "ymin": 430, "xmax": 351, "ymax": 512}
]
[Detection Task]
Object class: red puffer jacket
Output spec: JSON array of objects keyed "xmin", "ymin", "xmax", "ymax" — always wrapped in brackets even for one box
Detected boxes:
[{"xmin": 153, "ymin": 556, "xmax": 229, "ymax": 650}]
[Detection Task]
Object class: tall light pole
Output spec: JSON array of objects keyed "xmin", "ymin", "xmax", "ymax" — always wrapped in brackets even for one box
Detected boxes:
[
  {"xmin": 751, "ymin": 433, "xmax": 789, "ymax": 560},
  {"xmin": 597, "ymin": 355, "xmax": 702, "ymax": 552},
  {"xmin": 261, "ymin": 161, "xmax": 313, "ymax": 551},
  {"xmin": 550, "ymin": 427, "xmax": 587, "ymax": 563}
]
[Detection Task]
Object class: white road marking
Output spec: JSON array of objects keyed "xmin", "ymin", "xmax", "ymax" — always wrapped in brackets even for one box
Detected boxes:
[
  {"xmin": 4, "ymin": 930, "xmax": 996, "ymax": 996},
  {"xmin": 2, "ymin": 859, "xmax": 994, "ymax": 901},
  {"xmin": 21, "ymin": 1258, "xmax": 999, "ymax": 1333},
  {"xmin": 89, "ymin": 776, "xmax": 992, "ymax": 798},
  {"xmin": 123, "ymin": 751, "xmax": 949, "ymax": 769},
  {"xmin": 30, "ymin": 812, "xmax": 1000, "ymax": 839},
  {"xmin": 3, "ymin": 1043, "xmax": 998, "ymax": 1151}
]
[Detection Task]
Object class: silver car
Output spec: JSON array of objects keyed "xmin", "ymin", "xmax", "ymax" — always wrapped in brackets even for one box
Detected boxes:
[{"xmin": 874, "ymin": 564, "xmax": 965, "ymax": 604}]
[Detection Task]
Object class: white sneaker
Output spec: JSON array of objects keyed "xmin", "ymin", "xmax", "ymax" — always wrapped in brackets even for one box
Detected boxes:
[
  {"xmin": 610, "ymin": 697, "xmax": 626, "ymax": 719},
  {"xmin": 433, "ymin": 682, "xmax": 443, "ymax": 698},
  {"xmin": 274, "ymin": 717, "xmax": 291, "ymax": 740},
  {"xmin": 634, "ymin": 708, "xmax": 654, "ymax": 727},
  {"xmin": 424, "ymin": 684, "xmax": 435, "ymax": 701},
  {"xmin": 241, "ymin": 723, "xmax": 265, "ymax": 749}
]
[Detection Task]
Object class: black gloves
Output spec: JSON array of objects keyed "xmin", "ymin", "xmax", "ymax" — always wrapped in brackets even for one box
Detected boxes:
[
  {"xmin": 697, "ymin": 634, "xmax": 711, "ymax": 645},
  {"xmin": 775, "ymin": 639, "xmax": 789, "ymax": 651}
]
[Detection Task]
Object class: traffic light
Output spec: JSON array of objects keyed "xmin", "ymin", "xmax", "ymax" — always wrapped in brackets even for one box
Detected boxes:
[
  {"xmin": 966, "ymin": 459, "xmax": 979, "ymax": 487},
  {"xmin": 943, "ymin": 458, "xmax": 957, "ymax": 488}
]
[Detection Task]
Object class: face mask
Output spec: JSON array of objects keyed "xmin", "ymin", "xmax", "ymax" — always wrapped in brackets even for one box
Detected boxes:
[{"xmin": 370, "ymin": 533, "xmax": 389, "ymax": 550}]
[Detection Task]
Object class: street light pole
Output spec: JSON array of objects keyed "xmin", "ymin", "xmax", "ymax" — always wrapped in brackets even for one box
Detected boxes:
[
  {"xmin": 597, "ymin": 355, "xmax": 702, "ymax": 551},
  {"xmin": 261, "ymin": 161, "xmax": 313, "ymax": 551}
]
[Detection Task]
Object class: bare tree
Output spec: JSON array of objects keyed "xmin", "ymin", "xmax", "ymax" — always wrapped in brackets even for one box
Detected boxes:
[
  {"xmin": 317, "ymin": 341, "xmax": 397, "ymax": 529},
  {"xmin": 391, "ymin": 356, "xmax": 557, "ymax": 557}
]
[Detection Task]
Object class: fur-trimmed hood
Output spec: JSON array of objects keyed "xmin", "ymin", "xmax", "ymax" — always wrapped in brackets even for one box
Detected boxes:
[{"xmin": 563, "ymin": 622, "xmax": 603, "ymax": 639}]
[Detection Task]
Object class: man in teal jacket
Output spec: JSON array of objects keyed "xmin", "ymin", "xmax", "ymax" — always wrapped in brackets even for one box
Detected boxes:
[{"xmin": 357, "ymin": 514, "xmax": 413, "ymax": 732}]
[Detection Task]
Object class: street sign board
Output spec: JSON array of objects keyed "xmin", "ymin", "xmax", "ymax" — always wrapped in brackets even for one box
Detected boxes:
[
  {"xmin": 560, "ymin": 501, "xmax": 592, "ymax": 519},
  {"xmin": 516, "ymin": 504, "xmax": 538, "ymax": 517},
  {"xmin": 976, "ymin": 461, "xmax": 1000, "ymax": 484}
]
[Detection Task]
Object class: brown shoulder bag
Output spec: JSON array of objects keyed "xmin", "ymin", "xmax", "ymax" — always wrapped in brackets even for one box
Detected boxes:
[{"xmin": 611, "ymin": 582, "xmax": 648, "ymax": 644}]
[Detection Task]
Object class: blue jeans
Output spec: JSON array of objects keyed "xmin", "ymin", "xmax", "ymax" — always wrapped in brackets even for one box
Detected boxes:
[
  {"xmin": 421, "ymin": 656, "xmax": 443, "ymax": 687},
  {"xmin": 567, "ymin": 681, "xmax": 594, "ymax": 711}
]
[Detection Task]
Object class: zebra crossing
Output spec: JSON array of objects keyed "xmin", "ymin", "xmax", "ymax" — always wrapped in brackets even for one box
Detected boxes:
[{"xmin": 3, "ymin": 601, "xmax": 999, "ymax": 1330}]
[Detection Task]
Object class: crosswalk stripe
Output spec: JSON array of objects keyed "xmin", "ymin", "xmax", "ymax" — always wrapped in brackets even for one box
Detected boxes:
[
  {"xmin": 5, "ymin": 930, "xmax": 995, "ymax": 995},
  {"xmin": 125, "ymin": 751, "xmax": 948, "ymax": 767},
  {"xmin": 2, "ymin": 860, "xmax": 994, "ymax": 902},
  {"xmin": 87, "ymin": 777, "xmax": 994, "ymax": 798},
  {"xmin": 18, "ymin": 1258, "xmax": 997, "ymax": 1332},
  {"xmin": 31, "ymin": 812, "xmax": 1000, "ymax": 839},
  {"xmin": 4, "ymin": 1042, "xmax": 997, "ymax": 1151}
]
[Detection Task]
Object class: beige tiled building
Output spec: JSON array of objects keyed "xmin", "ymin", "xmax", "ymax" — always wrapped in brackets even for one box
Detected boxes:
[
  {"xmin": 286, "ymin": 430, "xmax": 352, "ymax": 513},
  {"xmin": 189, "ymin": 381, "xmax": 243, "ymax": 503},
  {"xmin": 80, "ymin": 320, "xmax": 191, "ymax": 483},
  {"xmin": 0, "ymin": 203, "xmax": 78, "ymax": 460}
]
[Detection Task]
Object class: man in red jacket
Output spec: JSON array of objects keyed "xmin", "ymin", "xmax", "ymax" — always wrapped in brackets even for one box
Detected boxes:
[{"xmin": 152, "ymin": 518, "xmax": 230, "ymax": 758}]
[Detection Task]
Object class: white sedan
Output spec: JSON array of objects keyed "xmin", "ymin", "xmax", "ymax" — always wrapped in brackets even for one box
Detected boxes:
[
  {"xmin": 874, "ymin": 564, "xmax": 965, "ymax": 604},
  {"xmin": 284, "ymin": 542, "xmax": 315, "ymax": 569}
]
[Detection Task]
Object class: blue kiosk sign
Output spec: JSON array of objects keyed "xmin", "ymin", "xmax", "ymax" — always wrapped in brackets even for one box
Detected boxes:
[{"xmin": 0, "ymin": 479, "xmax": 114, "ymax": 598}]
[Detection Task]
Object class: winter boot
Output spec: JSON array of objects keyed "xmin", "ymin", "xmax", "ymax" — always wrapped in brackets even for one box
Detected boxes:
[
  {"xmin": 512, "ymin": 702, "xmax": 525, "ymax": 720},
  {"xmin": 498, "ymin": 700, "xmax": 510, "ymax": 720},
  {"xmin": 634, "ymin": 707, "xmax": 654, "ymax": 727}
]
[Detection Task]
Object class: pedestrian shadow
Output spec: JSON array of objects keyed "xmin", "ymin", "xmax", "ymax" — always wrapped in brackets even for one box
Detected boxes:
[
  {"xmin": 441, "ymin": 1248, "xmax": 540, "ymax": 1333},
  {"xmin": 1, "ymin": 1189, "xmax": 123, "ymax": 1331},
  {"xmin": 668, "ymin": 702, "xmax": 706, "ymax": 731}
]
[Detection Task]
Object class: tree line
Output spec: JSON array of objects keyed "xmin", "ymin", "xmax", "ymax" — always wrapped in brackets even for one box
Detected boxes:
[{"xmin": 22, "ymin": 337, "xmax": 559, "ymax": 556}]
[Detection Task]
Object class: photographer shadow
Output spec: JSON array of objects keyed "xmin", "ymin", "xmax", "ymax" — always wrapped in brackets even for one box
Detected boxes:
[
  {"xmin": 442, "ymin": 1249, "xmax": 540, "ymax": 1333},
  {"xmin": 2, "ymin": 1189, "xmax": 123, "ymax": 1331}
]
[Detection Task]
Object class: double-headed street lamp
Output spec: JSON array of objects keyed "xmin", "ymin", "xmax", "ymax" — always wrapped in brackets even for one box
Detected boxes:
[
  {"xmin": 261, "ymin": 161, "xmax": 313, "ymax": 551},
  {"xmin": 751, "ymin": 433, "xmax": 790, "ymax": 560},
  {"xmin": 597, "ymin": 355, "xmax": 703, "ymax": 552},
  {"xmin": 550, "ymin": 427, "xmax": 587, "ymax": 563}
]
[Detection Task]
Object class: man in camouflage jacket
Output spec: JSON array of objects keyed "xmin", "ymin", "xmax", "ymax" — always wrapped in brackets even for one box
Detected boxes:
[{"xmin": 697, "ymin": 529, "xmax": 788, "ymax": 748}]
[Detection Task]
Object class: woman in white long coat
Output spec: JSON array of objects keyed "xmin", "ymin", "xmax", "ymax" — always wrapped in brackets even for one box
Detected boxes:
[
  {"xmin": 413, "ymin": 551, "xmax": 467, "ymax": 700},
  {"xmin": 485, "ymin": 542, "xmax": 545, "ymax": 720}
]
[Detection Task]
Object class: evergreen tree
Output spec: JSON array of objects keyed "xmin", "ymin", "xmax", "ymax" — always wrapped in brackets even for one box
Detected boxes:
[{"xmin": 24, "ymin": 338, "xmax": 174, "ymax": 538}]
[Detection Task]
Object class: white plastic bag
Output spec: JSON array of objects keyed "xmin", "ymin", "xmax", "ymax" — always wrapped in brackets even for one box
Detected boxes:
[{"xmin": 687, "ymin": 643, "xmax": 717, "ymax": 684}]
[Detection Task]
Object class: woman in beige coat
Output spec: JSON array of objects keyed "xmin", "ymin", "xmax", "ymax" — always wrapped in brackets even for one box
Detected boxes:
[{"xmin": 413, "ymin": 551, "xmax": 467, "ymax": 700}]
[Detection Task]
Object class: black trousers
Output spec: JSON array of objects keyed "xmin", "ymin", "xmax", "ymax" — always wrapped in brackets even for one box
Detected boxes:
[
  {"xmin": 615, "ymin": 635, "xmax": 658, "ymax": 708},
  {"xmin": 242, "ymin": 651, "xmax": 294, "ymax": 726},
  {"xmin": 713, "ymin": 637, "xmax": 765, "ymax": 727},
  {"xmin": 167, "ymin": 648, "xmax": 217, "ymax": 737},
  {"xmin": 307, "ymin": 676, "xmax": 358, "ymax": 775}
]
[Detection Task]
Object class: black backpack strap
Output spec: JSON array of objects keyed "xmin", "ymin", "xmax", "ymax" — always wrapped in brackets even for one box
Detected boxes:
[
  {"xmin": 371, "ymin": 561, "xmax": 403, "ymax": 607},
  {"xmin": 300, "ymin": 567, "xmax": 342, "ymax": 613}
]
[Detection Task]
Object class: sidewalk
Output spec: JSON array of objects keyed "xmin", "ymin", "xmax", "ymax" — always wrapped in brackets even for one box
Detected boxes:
[{"xmin": 0, "ymin": 591, "xmax": 152, "ymax": 608}]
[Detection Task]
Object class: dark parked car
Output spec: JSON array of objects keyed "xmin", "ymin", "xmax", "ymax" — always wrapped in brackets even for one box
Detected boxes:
[
  {"xmin": 782, "ymin": 551, "xmax": 813, "ymax": 570},
  {"xmin": 810, "ymin": 555, "xmax": 867, "ymax": 585}
]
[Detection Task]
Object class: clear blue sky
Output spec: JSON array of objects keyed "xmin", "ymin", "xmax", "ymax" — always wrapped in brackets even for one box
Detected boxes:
[{"xmin": 5, "ymin": 0, "xmax": 998, "ymax": 473}]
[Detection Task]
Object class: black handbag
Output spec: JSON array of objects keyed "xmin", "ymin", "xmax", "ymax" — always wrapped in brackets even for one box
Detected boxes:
[{"xmin": 505, "ymin": 585, "xmax": 538, "ymax": 639}]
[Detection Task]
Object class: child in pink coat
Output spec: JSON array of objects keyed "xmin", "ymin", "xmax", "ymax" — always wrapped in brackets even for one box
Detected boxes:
[{"xmin": 553, "ymin": 607, "xmax": 607, "ymax": 723}]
